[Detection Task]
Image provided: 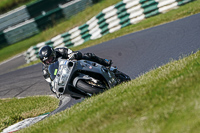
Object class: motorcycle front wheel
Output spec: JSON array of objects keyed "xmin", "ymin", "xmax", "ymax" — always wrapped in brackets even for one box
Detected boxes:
[{"xmin": 76, "ymin": 80, "xmax": 105, "ymax": 95}]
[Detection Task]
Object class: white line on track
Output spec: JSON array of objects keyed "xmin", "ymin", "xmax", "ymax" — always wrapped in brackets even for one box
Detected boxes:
[{"xmin": 0, "ymin": 54, "xmax": 23, "ymax": 66}]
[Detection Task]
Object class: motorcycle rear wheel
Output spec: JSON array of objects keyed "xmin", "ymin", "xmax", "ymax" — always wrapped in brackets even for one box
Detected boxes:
[{"xmin": 76, "ymin": 80, "xmax": 105, "ymax": 95}]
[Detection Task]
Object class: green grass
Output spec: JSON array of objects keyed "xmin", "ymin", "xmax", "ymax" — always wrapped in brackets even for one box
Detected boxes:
[
  {"xmin": 1, "ymin": 0, "xmax": 200, "ymax": 64},
  {"xmin": 16, "ymin": 50, "xmax": 200, "ymax": 133},
  {"xmin": 0, "ymin": 96, "xmax": 59, "ymax": 132},
  {"xmin": 0, "ymin": 0, "xmax": 37, "ymax": 15}
]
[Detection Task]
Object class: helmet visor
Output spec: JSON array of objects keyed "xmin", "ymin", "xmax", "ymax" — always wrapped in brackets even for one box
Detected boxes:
[{"xmin": 44, "ymin": 56, "xmax": 54, "ymax": 64}]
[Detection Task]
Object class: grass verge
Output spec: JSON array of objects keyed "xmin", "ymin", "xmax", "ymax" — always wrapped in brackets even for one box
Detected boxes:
[
  {"xmin": 1, "ymin": 0, "xmax": 200, "ymax": 64},
  {"xmin": 17, "ymin": 50, "xmax": 200, "ymax": 133},
  {"xmin": 0, "ymin": 96, "xmax": 59, "ymax": 132}
]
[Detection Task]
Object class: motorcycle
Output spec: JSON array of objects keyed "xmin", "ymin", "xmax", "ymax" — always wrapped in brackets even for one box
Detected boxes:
[{"xmin": 48, "ymin": 58, "xmax": 131, "ymax": 99}]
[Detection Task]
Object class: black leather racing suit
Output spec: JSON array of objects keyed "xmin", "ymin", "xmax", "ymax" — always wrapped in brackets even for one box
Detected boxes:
[{"xmin": 42, "ymin": 47, "xmax": 111, "ymax": 93}]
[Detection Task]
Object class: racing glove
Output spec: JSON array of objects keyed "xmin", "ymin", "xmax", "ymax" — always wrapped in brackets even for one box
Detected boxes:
[{"xmin": 68, "ymin": 51, "xmax": 82, "ymax": 60}]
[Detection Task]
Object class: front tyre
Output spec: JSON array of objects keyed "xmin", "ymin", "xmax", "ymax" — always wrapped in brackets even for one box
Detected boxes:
[{"xmin": 76, "ymin": 80, "xmax": 105, "ymax": 95}]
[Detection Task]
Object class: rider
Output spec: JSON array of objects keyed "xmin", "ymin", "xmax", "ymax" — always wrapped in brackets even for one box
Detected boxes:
[{"xmin": 39, "ymin": 45, "xmax": 112, "ymax": 93}]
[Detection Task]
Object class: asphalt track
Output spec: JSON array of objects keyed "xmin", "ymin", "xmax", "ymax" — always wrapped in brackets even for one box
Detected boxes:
[{"xmin": 0, "ymin": 13, "xmax": 200, "ymax": 110}]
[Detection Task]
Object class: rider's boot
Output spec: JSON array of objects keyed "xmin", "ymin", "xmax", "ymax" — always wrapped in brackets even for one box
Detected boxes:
[{"xmin": 83, "ymin": 53, "xmax": 112, "ymax": 68}]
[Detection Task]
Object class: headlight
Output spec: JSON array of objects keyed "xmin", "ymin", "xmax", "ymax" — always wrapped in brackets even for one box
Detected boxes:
[
  {"xmin": 58, "ymin": 67, "xmax": 69, "ymax": 86},
  {"xmin": 58, "ymin": 75, "xmax": 64, "ymax": 85},
  {"xmin": 62, "ymin": 69, "xmax": 68, "ymax": 75}
]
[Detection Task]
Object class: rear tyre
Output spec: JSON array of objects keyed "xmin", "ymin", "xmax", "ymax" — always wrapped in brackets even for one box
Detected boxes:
[{"xmin": 76, "ymin": 80, "xmax": 105, "ymax": 95}]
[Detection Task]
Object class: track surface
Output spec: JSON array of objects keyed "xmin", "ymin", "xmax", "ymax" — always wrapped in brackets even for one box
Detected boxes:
[
  {"xmin": 0, "ymin": 13, "xmax": 200, "ymax": 101},
  {"xmin": 0, "ymin": 54, "xmax": 26, "ymax": 75}
]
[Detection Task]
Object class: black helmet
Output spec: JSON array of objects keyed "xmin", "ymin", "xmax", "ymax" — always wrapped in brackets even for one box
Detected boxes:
[{"xmin": 39, "ymin": 45, "xmax": 56, "ymax": 65}]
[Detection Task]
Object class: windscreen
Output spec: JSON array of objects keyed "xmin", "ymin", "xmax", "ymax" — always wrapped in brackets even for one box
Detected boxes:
[{"xmin": 48, "ymin": 61, "xmax": 59, "ymax": 81}]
